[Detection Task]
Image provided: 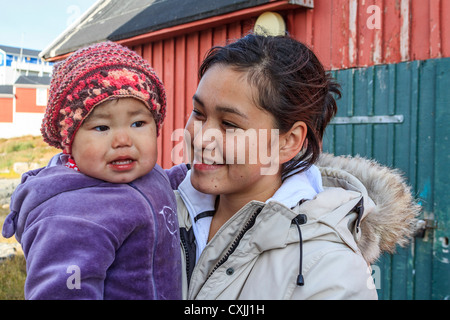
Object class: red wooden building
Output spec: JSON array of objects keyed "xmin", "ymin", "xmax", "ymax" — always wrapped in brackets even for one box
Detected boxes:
[
  {"xmin": 41, "ymin": 1, "xmax": 450, "ymax": 300},
  {"xmin": 41, "ymin": 0, "xmax": 450, "ymax": 169}
]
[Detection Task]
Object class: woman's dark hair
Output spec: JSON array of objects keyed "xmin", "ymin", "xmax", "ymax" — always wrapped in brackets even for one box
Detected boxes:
[{"xmin": 199, "ymin": 33, "xmax": 341, "ymax": 179}]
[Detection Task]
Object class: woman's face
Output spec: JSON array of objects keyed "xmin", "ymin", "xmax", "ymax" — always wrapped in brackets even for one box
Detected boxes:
[{"xmin": 185, "ymin": 64, "xmax": 283, "ymax": 198}]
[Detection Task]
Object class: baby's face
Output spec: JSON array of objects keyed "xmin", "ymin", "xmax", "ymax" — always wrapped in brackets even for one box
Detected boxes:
[{"xmin": 71, "ymin": 98, "xmax": 158, "ymax": 183}]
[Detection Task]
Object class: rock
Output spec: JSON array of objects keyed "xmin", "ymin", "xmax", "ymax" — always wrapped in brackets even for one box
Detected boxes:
[
  {"xmin": 13, "ymin": 162, "xmax": 39, "ymax": 175},
  {"xmin": 0, "ymin": 243, "xmax": 22, "ymax": 261},
  {"xmin": 0, "ymin": 179, "xmax": 20, "ymax": 206}
]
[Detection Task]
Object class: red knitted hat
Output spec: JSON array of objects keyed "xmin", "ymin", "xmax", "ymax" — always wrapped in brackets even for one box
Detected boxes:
[{"xmin": 41, "ymin": 41, "xmax": 166, "ymax": 154}]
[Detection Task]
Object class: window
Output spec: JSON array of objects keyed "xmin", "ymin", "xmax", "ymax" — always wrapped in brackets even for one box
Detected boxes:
[{"xmin": 36, "ymin": 88, "xmax": 47, "ymax": 106}]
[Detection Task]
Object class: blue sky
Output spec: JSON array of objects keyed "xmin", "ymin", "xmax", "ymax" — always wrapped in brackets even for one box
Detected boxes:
[{"xmin": 0, "ymin": 0, "xmax": 97, "ymax": 51}]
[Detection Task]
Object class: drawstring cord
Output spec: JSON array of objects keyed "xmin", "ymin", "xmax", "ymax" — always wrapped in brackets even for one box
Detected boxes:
[{"xmin": 292, "ymin": 214, "xmax": 307, "ymax": 286}]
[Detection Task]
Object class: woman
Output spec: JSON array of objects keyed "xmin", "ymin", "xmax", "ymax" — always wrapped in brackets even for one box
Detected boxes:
[{"xmin": 174, "ymin": 34, "xmax": 419, "ymax": 299}]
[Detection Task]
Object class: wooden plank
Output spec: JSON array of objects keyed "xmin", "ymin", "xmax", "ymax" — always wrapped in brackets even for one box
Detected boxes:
[
  {"xmin": 400, "ymin": 0, "xmax": 410, "ymax": 62},
  {"xmin": 348, "ymin": 0, "xmax": 358, "ymax": 67},
  {"xmin": 322, "ymin": 70, "xmax": 338, "ymax": 154},
  {"xmin": 173, "ymin": 35, "xmax": 187, "ymax": 165},
  {"xmin": 411, "ymin": 0, "xmax": 430, "ymax": 61},
  {"xmin": 373, "ymin": 64, "xmax": 390, "ymax": 164},
  {"xmin": 174, "ymin": 35, "xmax": 187, "ymax": 131},
  {"xmin": 227, "ymin": 20, "xmax": 243, "ymax": 42},
  {"xmin": 242, "ymin": 16, "xmax": 256, "ymax": 36},
  {"xmin": 198, "ymin": 29, "xmax": 213, "ymax": 66},
  {"xmin": 383, "ymin": 0, "xmax": 402, "ymax": 64},
  {"xmin": 332, "ymin": 69, "xmax": 354, "ymax": 156},
  {"xmin": 377, "ymin": 253, "xmax": 393, "ymax": 300},
  {"xmin": 162, "ymin": 38, "xmax": 175, "ymax": 169},
  {"xmin": 442, "ymin": 0, "xmax": 450, "ymax": 57},
  {"xmin": 429, "ymin": 0, "xmax": 442, "ymax": 59},
  {"xmin": 185, "ymin": 32, "xmax": 199, "ymax": 119},
  {"xmin": 357, "ymin": 0, "xmax": 375, "ymax": 67},
  {"xmin": 141, "ymin": 43, "xmax": 153, "ymax": 66},
  {"xmin": 353, "ymin": 66, "xmax": 373, "ymax": 157},
  {"xmin": 391, "ymin": 63, "xmax": 415, "ymax": 299},
  {"xmin": 393, "ymin": 62, "xmax": 413, "ymax": 180},
  {"xmin": 414, "ymin": 59, "xmax": 436, "ymax": 300},
  {"xmin": 152, "ymin": 40, "xmax": 164, "ymax": 167},
  {"xmin": 212, "ymin": 25, "xmax": 227, "ymax": 47},
  {"xmin": 407, "ymin": 60, "xmax": 421, "ymax": 300},
  {"xmin": 132, "ymin": 44, "xmax": 142, "ymax": 56},
  {"xmin": 386, "ymin": 64, "xmax": 396, "ymax": 166},
  {"xmin": 432, "ymin": 57, "xmax": 450, "ymax": 300},
  {"xmin": 311, "ymin": 0, "xmax": 332, "ymax": 68},
  {"xmin": 330, "ymin": 0, "xmax": 350, "ymax": 69}
]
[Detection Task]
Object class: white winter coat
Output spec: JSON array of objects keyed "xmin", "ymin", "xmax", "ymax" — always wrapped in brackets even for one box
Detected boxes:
[{"xmin": 176, "ymin": 154, "xmax": 419, "ymax": 300}]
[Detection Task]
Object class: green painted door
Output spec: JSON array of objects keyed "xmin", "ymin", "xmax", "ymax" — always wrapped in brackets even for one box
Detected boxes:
[{"xmin": 323, "ymin": 58, "xmax": 450, "ymax": 300}]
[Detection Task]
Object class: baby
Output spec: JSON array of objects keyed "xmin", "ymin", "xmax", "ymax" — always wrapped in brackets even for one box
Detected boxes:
[{"xmin": 2, "ymin": 42, "xmax": 181, "ymax": 300}]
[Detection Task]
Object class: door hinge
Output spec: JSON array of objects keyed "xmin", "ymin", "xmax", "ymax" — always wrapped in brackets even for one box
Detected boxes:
[{"xmin": 414, "ymin": 219, "xmax": 437, "ymax": 238}]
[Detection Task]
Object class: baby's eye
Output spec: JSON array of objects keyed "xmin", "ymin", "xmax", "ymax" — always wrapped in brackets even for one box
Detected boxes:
[
  {"xmin": 132, "ymin": 121, "xmax": 145, "ymax": 128},
  {"xmin": 94, "ymin": 125, "xmax": 109, "ymax": 132}
]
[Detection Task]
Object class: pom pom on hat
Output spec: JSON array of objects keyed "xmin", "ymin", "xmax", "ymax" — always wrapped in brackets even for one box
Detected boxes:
[{"xmin": 41, "ymin": 41, "xmax": 166, "ymax": 154}]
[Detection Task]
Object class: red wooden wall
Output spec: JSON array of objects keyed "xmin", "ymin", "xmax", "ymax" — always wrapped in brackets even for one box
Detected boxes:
[
  {"xmin": 0, "ymin": 97, "xmax": 13, "ymax": 123},
  {"xmin": 15, "ymin": 88, "xmax": 46, "ymax": 113},
  {"xmin": 124, "ymin": 0, "xmax": 450, "ymax": 168}
]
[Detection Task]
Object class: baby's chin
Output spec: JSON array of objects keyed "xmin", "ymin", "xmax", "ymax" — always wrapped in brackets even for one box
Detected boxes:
[{"xmin": 93, "ymin": 172, "xmax": 144, "ymax": 184}]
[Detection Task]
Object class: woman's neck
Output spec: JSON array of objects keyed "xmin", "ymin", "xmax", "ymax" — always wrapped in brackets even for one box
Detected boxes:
[{"xmin": 208, "ymin": 176, "xmax": 282, "ymax": 241}]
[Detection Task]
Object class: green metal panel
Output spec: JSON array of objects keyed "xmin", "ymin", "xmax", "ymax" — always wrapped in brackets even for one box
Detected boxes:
[{"xmin": 323, "ymin": 58, "xmax": 450, "ymax": 300}]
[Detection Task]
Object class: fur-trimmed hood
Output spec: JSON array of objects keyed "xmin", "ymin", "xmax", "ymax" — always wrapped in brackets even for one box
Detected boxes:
[{"xmin": 317, "ymin": 153, "xmax": 421, "ymax": 264}]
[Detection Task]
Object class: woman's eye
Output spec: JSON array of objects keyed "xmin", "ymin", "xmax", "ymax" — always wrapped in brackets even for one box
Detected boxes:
[
  {"xmin": 223, "ymin": 121, "xmax": 239, "ymax": 129},
  {"xmin": 192, "ymin": 109, "xmax": 204, "ymax": 118},
  {"xmin": 132, "ymin": 121, "xmax": 145, "ymax": 128},
  {"xmin": 94, "ymin": 125, "xmax": 109, "ymax": 132}
]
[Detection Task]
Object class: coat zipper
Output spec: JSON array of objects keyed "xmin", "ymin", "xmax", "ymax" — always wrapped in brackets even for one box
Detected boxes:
[
  {"xmin": 180, "ymin": 233, "xmax": 190, "ymax": 279},
  {"xmin": 206, "ymin": 206, "xmax": 263, "ymax": 280},
  {"xmin": 128, "ymin": 182, "xmax": 158, "ymax": 298},
  {"xmin": 179, "ymin": 228, "xmax": 194, "ymax": 285}
]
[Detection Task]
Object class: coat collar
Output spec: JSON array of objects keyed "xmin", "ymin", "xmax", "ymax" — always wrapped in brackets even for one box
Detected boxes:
[{"xmin": 177, "ymin": 165, "xmax": 323, "ymax": 261}]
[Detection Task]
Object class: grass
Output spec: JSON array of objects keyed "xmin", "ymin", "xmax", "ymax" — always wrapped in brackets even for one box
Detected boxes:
[
  {"xmin": 1, "ymin": 207, "xmax": 26, "ymax": 300},
  {"xmin": 0, "ymin": 255, "xmax": 26, "ymax": 300},
  {"xmin": 0, "ymin": 134, "xmax": 57, "ymax": 299},
  {"xmin": 0, "ymin": 135, "xmax": 60, "ymax": 179}
]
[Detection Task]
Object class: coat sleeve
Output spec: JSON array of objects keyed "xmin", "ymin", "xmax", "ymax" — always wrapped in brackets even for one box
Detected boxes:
[
  {"xmin": 290, "ymin": 248, "xmax": 378, "ymax": 300},
  {"xmin": 21, "ymin": 215, "xmax": 119, "ymax": 300}
]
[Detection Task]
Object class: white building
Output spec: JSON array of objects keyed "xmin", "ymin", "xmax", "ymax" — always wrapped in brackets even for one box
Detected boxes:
[
  {"xmin": 0, "ymin": 45, "xmax": 52, "ymax": 85},
  {"xmin": 0, "ymin": 45, "xmax": 52, "ymax": 138}
]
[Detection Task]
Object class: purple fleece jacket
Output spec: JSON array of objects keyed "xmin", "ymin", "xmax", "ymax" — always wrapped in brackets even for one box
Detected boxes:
[{"xmin": 2, "ymin": 161, "xmax": 185, "ymax": 300}]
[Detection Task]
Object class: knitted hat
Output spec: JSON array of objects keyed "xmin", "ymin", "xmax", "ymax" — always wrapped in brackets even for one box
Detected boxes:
[{"xmin": 41, "ymin": 41, "xmax": 166, "ymax": 154}]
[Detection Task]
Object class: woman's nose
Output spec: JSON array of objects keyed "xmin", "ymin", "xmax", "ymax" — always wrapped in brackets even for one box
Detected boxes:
[{"xmin": 191, "ymin": 120, "xmax": 222, "ymax": 151}]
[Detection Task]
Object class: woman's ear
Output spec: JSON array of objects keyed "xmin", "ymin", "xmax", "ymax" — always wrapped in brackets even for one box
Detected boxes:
[{"xmin": 279, "ymin": 121, "xmax": 307, "ymax": 163}]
